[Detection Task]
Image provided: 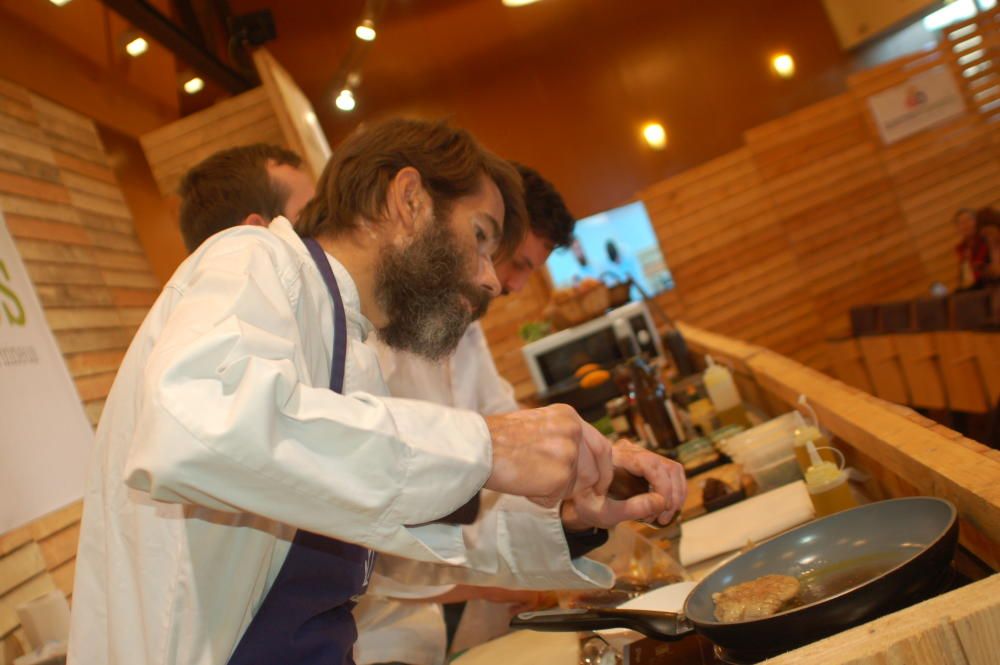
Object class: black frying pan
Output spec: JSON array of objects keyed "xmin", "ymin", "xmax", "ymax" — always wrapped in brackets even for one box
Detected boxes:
[{"xmin": 512, "ymin": 497, "xmax": 957, "ymax": 658}]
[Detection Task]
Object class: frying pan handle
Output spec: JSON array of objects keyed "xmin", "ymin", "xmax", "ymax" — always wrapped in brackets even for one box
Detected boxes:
[{"xmin": 511, "ymin": 607, "xmax": 693, "ymax": 642}]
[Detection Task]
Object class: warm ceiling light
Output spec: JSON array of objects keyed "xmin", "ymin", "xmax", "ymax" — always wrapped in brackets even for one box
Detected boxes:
[
  {"xmin": 183, "ymin": 77, "xmax": 204, "ymax": 94},
  {"xmin": 771, "ymin": 53, "xmax": 795, "ymax": 78},
  {"xmin": 502, "ymin": 0, "xmax": 543, "ymax": 6},
  {"xmin": 49, "ymin": 0, "xmax": 73, "ymax": 6},
  {"xmin": 355, "ymin": 19, "xmax": 376, "ymax": 41},
  {"xmin": 125, "ymin": 35, "xmax": 149, "ymax": 57},
  {"xmin": 335, "ymin": 89, "xmax": 356, "ymax": 112},
  {"xmin": 642, "ymin": 122, "xmax": 667, "ymax": 150}
]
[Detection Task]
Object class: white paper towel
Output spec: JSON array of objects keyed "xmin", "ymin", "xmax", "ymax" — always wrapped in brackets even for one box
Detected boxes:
[
  {"xmin": 16, "ymin": 590, "xmax": 70, "ymax": 650},
  {"xmin": 680, "ymin": 481, "xmax": 814, "ymax": 566}
]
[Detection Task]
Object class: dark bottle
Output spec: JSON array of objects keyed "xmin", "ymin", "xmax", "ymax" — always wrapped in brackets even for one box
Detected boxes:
[
  {"xmin": 613, "ymin": 319, "xmax": 679, "ymax": 452},
  {"xmin": 628, "ymin": 356, "xmax": 681, "ymax": 452}
]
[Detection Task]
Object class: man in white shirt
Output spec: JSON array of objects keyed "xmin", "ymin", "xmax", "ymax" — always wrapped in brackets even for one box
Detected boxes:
[
  {"xmin": 359, "ymin": 165, "xmax": 687, "ymax": 664},
  {"xmin": 69, "ymin": 120, "xmax": 681, "ymax": 665}
]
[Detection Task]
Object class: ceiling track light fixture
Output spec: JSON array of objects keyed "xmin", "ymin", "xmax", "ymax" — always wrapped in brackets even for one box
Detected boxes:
[
  {"xmin": 355, "ymin": 18, "xmax": 376, "ymax": 41},
  {"xmin": 642, "ymin": 122, "xmax": 668, "ymax": 150},
  {"xmin": 119, "ymin": 29, "xmax": 149, "ymax": 57},
  {"xmin": 183, "ymin": 76, "xmax": 205, "ymax": 94},
  {"xmin": 335, "ymin": 88, "xmax": 356, "ymax": 112},
  {"xmin": 324, "ymin": 0, "xmax": 387, "ymax": 115},
  {"xmin": 771, "ymin": 53, "xmax": 795, "ymax": 78}
]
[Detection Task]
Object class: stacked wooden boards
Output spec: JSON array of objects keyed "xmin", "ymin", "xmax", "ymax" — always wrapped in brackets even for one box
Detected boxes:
[
  {"xmin": 140, "ymin": 49, "xmax": 327, "ymax": 199},
  {"xmin": 0, "ymin": 78, "xmax": 160, "ymax": 662},
  {"xmin": 829, "ymin": 331, "xmax": 998, "ymax": 414},
  {"xmin": 140, "ymin": 87, "xmax": 286, "ymax": 199}
]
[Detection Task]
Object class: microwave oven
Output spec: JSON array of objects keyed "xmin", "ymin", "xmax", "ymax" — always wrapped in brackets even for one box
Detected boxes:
[{"xmin": 522, "ymin": 300, "xmax": 664, "ymax": 396}]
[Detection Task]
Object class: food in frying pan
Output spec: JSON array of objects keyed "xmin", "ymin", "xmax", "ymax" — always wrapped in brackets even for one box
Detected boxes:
[{"xmin": 712, "ymin": 574, "xmax": 801, "ymax": 622}]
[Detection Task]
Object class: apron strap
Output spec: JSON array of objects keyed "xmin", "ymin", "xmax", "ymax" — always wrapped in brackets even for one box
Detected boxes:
[
  {"xmin": 225, "ymin": 236, "xmax": 371, "ymax": 665},
  {"xmin": 303, "ymin": 237, "xmax": 348, "ymax": 392}
]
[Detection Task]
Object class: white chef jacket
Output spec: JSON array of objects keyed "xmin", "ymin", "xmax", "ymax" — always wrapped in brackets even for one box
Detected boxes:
[
  {"xmin": 68, "ymin": 217, "xmax": 610, "ymax": 665},
  {"xmin": 356, "ymin": 327, "xmax": 605, "ymax": 665},
  {"xmin": 373, "ymin": 322, "xmax": 518, "ymax": 416}
]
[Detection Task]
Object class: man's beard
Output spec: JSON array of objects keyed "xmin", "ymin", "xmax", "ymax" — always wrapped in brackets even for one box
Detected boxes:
[{"xmin": 374, "ymin": 220, "xmax": 491, "ymax": 360}]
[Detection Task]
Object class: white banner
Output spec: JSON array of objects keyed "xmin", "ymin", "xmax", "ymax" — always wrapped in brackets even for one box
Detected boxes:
[
  {"xmin": 867, "ymin": 64, "xmax": 966, "ymax": 145},
  {"xmin": 0, "ymin": 210, "xmax": 94, "ymax": 533}
]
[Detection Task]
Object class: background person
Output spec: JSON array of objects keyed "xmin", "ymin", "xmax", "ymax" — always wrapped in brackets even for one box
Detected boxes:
[{"xmin": 359, "ymin": 164, "xmax": 686, "ymax": 664}]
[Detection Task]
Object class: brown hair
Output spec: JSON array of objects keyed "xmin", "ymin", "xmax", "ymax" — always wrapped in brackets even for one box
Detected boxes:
[
  {"xmin": 178, "ymin": 144, "xmax": 303, "ymax": 252},
  {"xmin": 295, "ymin": 118, "xmax": 526, "ymax": 258}
]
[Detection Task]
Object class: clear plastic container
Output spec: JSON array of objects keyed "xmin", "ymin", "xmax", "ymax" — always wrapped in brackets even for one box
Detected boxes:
[
  {"xmin": 716, "ymin": 412, "xmax": 797, "ymax": 464},
  {"xmin": 745, "ymin": 451, "xmax": 802, "ymax": 492}
]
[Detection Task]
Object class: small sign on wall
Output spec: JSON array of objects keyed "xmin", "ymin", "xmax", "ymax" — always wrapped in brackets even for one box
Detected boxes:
[
  {"xmin": 867, "ymin": 65, "xmax": 966, "ymax": 145},
  {"xmin": 0, "ymin": 210, "xmax": 94, "ymax": 533}
]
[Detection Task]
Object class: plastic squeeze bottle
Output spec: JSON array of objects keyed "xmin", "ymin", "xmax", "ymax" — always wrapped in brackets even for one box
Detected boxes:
[
  {"xmin": 703, "ymin": 356, "xmax": 748, "ymax": 427},
  {"xmin": 804, "ymin": 441, "xmax": 856, "ymax": 517}
]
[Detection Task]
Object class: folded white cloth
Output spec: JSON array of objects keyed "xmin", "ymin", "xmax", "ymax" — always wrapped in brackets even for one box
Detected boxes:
[{"xmin": 680, "ymin": 481, "xmax": 814, "ymax": 566}]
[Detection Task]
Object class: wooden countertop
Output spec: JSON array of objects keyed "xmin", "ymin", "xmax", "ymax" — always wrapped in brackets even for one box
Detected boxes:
[{"xmin": 676, "ymin": 321, "xmax": 1000, "ymax": 665}]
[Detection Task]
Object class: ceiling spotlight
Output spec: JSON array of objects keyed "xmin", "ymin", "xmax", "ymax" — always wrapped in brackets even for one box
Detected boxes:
[
  {"xmin": 183, "ymin": 77, "xmax": 205, "ymax": 95},
  {"xmin": 771, "ymin": 53, "xmax": 795, "ymax": 78},
  {"xmin": 642, "ymin": 122, "xmax": 667, "ymax": 150},
  {"xmin": 355, "ymin": 19, "xmax": 376, "ymax": 41},
  {"xmin": 49, "ymin": 0, "xmax": 73, "ymax": 6},
  {"xmin": 124, "ymin": 34, "xmax": 149, "ymax": 57},
  {"xmin": 502, "ymin": 0, "xmax": 543, "ymax": 6},
  {"xmin": 335, "ymin": 89, "xmax": 356, "ymax": 112}
]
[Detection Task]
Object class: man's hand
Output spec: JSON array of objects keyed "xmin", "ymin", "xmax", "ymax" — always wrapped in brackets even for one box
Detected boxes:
[
  {"xmin": 483, "ymin": 404, "xmax": 614, "ymax": 508},
  {"xmin": 561, "ymin": 440, "xmax": 687, "ymax": 530}
]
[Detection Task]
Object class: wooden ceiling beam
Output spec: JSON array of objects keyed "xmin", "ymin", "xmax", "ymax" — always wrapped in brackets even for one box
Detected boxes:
[{"xmin": 99, "ymin": 0, "xmax": 254, "ymax": 94}]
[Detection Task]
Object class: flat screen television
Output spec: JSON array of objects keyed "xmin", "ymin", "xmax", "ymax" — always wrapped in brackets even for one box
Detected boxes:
[{"xmin": 545, "ymin": 201, "xmax": 673, "ymax": 300}]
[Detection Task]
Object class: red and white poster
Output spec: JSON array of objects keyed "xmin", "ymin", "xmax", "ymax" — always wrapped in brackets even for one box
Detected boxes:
[{"xmin": 867, "ymin": 64, "xmax": 966, "ymax": 145}]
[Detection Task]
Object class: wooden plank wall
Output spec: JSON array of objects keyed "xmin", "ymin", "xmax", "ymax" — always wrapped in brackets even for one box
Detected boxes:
[
  {"xmin": 479, "ymin": 271, "xmax": 551, "ymax": 402},
  {"xmin": 483, "ymin": 19, "xmax": 1000, "ymax": 399},
  {"xmin": 0, "ymin": 78, "xmax": 160, "ymax": 662},
  {"xmin": 140, "ymin": 86, "xmax": 286, "ymax": 197},
  {"xmin": 635, "ymin": 39, "xmax": 1000, "ymax": 376}
]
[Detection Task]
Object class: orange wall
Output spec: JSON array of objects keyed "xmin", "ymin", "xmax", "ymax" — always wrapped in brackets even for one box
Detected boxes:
[
  {"xmin": 98, "ymin": 126, "xmax": 187, "ymax": 285},
  {"xmin": 0, "ymin": 3, "xmax": 177, "ymax": 138},
  {"xmin": 319, "ymin": 0, "xmax": 853, "ymax": 219}
]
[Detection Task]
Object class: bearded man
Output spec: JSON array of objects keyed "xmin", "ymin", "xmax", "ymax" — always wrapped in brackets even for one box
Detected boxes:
[{"xmin": 68, "ymin": 119, "xmax": 677, "ymax": 665}]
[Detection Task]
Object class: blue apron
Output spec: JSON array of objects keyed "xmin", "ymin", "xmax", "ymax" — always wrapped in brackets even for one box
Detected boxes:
[{"xmin": 227, "ymin": 237, "xmax": 374, "ymax": 665}]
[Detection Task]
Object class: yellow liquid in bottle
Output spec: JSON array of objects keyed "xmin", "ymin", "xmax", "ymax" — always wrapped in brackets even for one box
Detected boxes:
[
  {"xmin": 794, "ymin": 439, "xmax": 837, "ymax": 474},
  {"xmin": 714, "ymin": 404, "xmax": 751, "ymax": 428},
  {"xmin": 806, "ymin": 470, "xmax": 856, "ymax": 517}
]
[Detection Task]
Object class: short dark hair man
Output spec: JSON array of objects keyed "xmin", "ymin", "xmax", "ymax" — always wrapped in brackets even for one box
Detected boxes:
[{"xmin": 177, "ymin": 143, "xmax": 314, "ymax": 251}]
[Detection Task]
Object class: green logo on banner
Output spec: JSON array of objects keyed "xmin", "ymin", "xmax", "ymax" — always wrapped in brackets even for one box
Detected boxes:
[{"xmin": 0, "ymin": 259, "xmax": 26, "ymax": 326}]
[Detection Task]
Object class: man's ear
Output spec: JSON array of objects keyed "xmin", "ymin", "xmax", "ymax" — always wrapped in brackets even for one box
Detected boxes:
[
  {"xmin": 386, "ymin": 166, "xmax": 428, "ymax": 232},
  {"xmin": 242, "ymin": 213, "xmax": 269, "ymax": 227}
]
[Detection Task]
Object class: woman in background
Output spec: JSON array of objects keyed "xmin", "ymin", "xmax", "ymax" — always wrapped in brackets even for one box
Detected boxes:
[
  {"xmin": 955, "ymin": 208, "xmax": 989, "ymax": 290},
  {"xmin": 976, "ymin": 207, "xmax": 1000, "ymax": 285}
]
